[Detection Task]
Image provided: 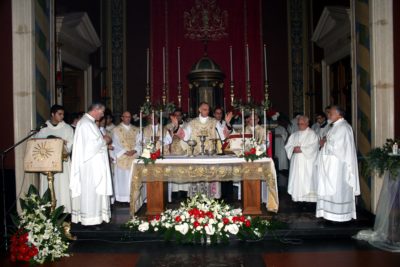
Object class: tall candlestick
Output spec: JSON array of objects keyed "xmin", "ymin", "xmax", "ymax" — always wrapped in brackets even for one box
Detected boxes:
[
  {"xmin": 146, "ymin": 48, "xmax": 149, "ymax": 84},
  {"xmin": 245, "ymin": 44, "xmax": 250, "ymax": 82},
  {"xmin": 252, "ymin": 109, "xmax": 255, "ymax": 139},
  {"xmin": 229, "ymin": 45, "xmax": 233, "ymax": 81},
  {"xmin": 162, "ymin": 47, "xmax": 166, "ymax": 84},
  {"xmin": 160, "ymin": 110, "xmax": 163, "ymax": 155},
  {"xmin": 241, "ymin": 108, "xmax": 245, "ymax": 154},
  {"xmin": 263, "ymin": 44, "xmax": 268, "ymax": 82},
  {"xmin": 177, "ymin": 47, "xmax": 181, "ymax": 83},
  {"xmin": 263, "ymin": 109, "xmax": 267, "ymax": 143},
  {"xmin": 140, "ymin": 109, "xmax": 143, "ymax": 151},
  {"xmin": 152, "ymin": 110, "xmax": 155, "ymax": 142}
]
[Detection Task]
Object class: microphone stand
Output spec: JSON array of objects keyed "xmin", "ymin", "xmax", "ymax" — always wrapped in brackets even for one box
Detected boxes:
[{"xmin": 1, "ymin": 129, "xmax": 38, "ymax": 251}]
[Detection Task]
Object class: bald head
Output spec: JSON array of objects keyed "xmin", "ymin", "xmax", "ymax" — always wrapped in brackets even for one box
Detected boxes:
[
  {"xmin": 297, "ymin": 116, "xmax": 309, "ymax": 131},
  {"xmin": 121, "ymin": 111, "xmax": 132, "ymax": 125},
  {"xmin": 198, "ymin": 102, "xmax": 210, "ymax": 117}
]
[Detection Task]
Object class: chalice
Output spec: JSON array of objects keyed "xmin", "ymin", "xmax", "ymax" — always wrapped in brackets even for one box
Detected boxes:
[{"xmin": 187, "ymin": 139, "xmax": 197, "ymax": 157}]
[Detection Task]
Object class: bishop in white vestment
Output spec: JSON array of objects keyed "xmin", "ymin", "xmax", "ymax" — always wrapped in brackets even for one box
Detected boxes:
[
  {"xmin": 36, "ymin": 105, "xmax": 74, "ymax": 213},
  {"xmin": 285, "ymin": 116, "xmax": 319, "ymax": 202},
  {"xmin": 112, "ymin": 111, "xmax": 141, "ymax": 202},
  {"xmin": 315, "ymin": 106, "xmax": 360, "ymax": 222},
  {"xmin": 171, "ymin": 102, "xmax": 232, "ymax": 199},
  {"xmin": 70, "ymin": 103, "xmax": 113, "ymax": 226}
]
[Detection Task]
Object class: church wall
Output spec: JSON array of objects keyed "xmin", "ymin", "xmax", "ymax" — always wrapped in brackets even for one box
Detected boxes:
[
  {"xmin": 126, "ymin": 1, "xmax": 150, "ymax": 115},
  {"xmin": 354, "ymin": 0, "xmax": 372, "ymax": 211},
  {"xmin": 262, "ymin": 0, "xmax": 290, "ymax": 117},
  {"xmin": 394, "ymin": 0, "xmax": 400, "ymax": 137},
  {"xmin": 0, "ymin": 0, "xmax": 15, "ymax": 169}
]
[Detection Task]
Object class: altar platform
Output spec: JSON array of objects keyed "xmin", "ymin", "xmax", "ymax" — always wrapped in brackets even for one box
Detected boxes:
[{"xmin": 70, "ymin": 171, "xmax": 374, "ymax": 242}]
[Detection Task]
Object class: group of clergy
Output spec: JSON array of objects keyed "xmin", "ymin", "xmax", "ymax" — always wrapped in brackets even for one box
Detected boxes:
[
  {"xmin": 35, "ymin": 102, "xmax": 359, "ymax": 226},
  {"xmin": 284, "ymin": 105, "xmax": 360, "ymax": 222}
]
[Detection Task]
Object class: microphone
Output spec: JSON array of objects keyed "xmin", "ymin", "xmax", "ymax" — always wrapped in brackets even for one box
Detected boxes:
[{"xmin": 32, "ymin": 123, "xmax": 47, "ymax": 132}]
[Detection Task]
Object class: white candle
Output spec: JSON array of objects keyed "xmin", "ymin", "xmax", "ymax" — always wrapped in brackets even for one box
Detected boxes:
[
  {"xmin": 263, "ymin": 109, "xmax": 267, "ymax": 143},
  {"xmin": 160, "ymin": 110, "xmax": 163, "ymax": 155},
  {"xmin": 252, "ymin": 109, "xmax": 255, "ymax": 138},
  {"xmin": 241, "ymin": 108, "xmax": 245, "ymax": 153},
  {"xmin": 263, "ymin": 44, "xmax": 268, "ymax": 82},
  {"xmin": 177, "ymin": 47, "xmax": 181, "ymax": 83},
  {"xmin": 246, "ymin": 44, "xmax": 250, "ymax": 82},
  {"xmin": 146, "ymin": 48, "xmax": 149, "ymax": 84},
  {"xmin": 229, "ymin": 45, "xmax": 233, "ymax": 81},
  {"xmin": 152, "ymin": 110, "xmax": 155, "ymax": 142},
  {"xmin": 162, "ymin": 47, "xmax": 166, "ymax": 84},
  {"xmin": 140, "ymin": 109, "xmax": 143, "ymax": 151},
  {"xmin": 224, "ymin": 97, "xmax": 226, "ymax": 112}
]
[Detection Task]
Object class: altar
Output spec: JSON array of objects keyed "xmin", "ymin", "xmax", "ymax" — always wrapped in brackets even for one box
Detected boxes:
[{"xmin": 129, "ymin": 155, "xmax": 278, "ymax": 216}]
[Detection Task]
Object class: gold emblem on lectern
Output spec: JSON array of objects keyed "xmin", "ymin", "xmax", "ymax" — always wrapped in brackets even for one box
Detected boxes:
[{"xmin": 32, "ymin": 141, "xmax": 54, "ymax": 161}]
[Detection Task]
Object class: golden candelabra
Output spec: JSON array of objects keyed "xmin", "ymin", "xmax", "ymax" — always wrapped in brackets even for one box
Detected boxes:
[
  {"xmin": 246, "ymin": 81, "xmax": 252, "ymax": 103},
  {"xmin": 145, "ymin": 82, "xmax": 151, "ymax": 102},
  {"xmin": 177, "ymin": 82, "xmax": 182, "ymax": 108},
  {"xmin": 230, "ymin": 81, "xmax": 235, "ymax": 105},
  {"xmin": 264, "ymin": 81, "xmax": 269, "ymax": 105},
  {"xmin": 162, "ymin": 83, "xmax": 167, "ymax": 105}
]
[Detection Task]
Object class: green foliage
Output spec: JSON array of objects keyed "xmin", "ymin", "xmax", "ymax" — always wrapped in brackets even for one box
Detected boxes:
[{"xmin": 362, "ymin": 138, "xmax": 400, "ymax": 178}]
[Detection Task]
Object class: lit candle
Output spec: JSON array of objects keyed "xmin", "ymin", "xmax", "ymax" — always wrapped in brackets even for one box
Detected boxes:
[
  {"xmin": 252, "ymin": 109, "xmax": 255, "ymax": 138},
  {"xmin": 241, "ymin": 108, "xmax": 245, "ymax": 153},
  {"xmin": 229, "ymin": 45, "xmax": 233, "ymax": 81},
  {"xmin": 177, "ymin": 47, "xmax": 181, "ymax": 83},
  {"xmin": 263, "ymin": 44, "xmax": 268, "ymax": 82},
  {"xmin": 146, "ymin": 48, "xmax": 150, "ymax": 84},
  {"xmin": 140, "ymin": 109, "xmax": 143, "ymax": 151},
  {"xmin": 246, "ymin": 44, "xmax": 250, "ymax": 82},
  {"xmin": 162, "ymin": 47, "xmax": 166, "ymax": 84}
]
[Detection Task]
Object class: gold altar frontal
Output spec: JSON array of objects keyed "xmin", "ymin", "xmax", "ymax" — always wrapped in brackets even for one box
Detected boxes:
[{"xmin": 129, "ymin": 156, "xmax": 279, "ymax": 216}]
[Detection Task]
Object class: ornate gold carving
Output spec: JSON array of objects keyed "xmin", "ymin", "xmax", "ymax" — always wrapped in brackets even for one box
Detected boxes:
[
  {"xmin": 184, "ymin": 0, "xmax": 228, "ymax": 41},
  {"xmin": 32, "ymin": 141, "xmax": 54, "ymax": 161}
]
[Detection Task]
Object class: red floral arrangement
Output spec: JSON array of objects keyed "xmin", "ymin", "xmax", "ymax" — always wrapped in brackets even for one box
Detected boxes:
[
  {"xmin": 10, "ymin": 228, "xmax": 38, "ymax": 263},
  {"xmin": 150, "ymin": 149, "xmax": 161, "ymax": 161}
]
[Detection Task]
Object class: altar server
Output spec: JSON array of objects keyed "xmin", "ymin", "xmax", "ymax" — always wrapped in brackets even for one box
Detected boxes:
[
  {"xmin": 36, "ymin": 104, "xmax": 74, "ymax": 213},
  {"xmin": 316, "ymin": 105, "xmax": 360, "ymax": 222},
  {"xmin": 70, "ymin": 103, "xmax": 113, "ymax": 226},
  {"xmin": 285, "ymin": 116, "xmax": 319, "ymax": 202}
]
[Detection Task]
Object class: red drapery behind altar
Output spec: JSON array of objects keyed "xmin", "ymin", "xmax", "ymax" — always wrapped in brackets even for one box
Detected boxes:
[{"xmin": 150, "ymin": 0, "xmax": 264, "ymax": 112}]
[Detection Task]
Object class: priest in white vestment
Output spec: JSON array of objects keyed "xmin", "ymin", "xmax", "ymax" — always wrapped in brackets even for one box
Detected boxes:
[
  {"xmin": 70, "ymin": 103, "xmax": 113, "ymax": 226},
  {"xmin": 171, "ymin": 102, "xmax": 232, "ymax": 199},
  {"xmin": 112, "ymin": 111, "xmax": 141, "ymax": 202},
  {"xmin": 167, "ymin": 109, "xmax": 190, "ymax": 201},
  {"xmin": 315, "ymin": 105, "xmax": 360, "ymax": 222},
  {"xmin": 36, "ymin": 105, "xmax": 74, "ymax": 213},
  {"xmin": 285, "ymin": 116, "xmax": 319, "ymax": 202},
  {"xmin": 274, "ymin": 124, "xmax": 288, "ymax": 170}
]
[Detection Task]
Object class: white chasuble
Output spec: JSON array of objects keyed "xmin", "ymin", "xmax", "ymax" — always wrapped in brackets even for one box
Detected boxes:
[
  {"xmin": 70, "ymin": 114, "xmax": 113, "ymax": 225},
  {"xmin": 112, "ymin": 123, "xmax": 140, "ymax": 202},
  {"xmin": 315, "ymin": 118, "xmax": 360, "ymax": 222},
  {"xmin": 183, "ymin": 116, "xmax": 221, "ymax": 199},
  {"xmin": 36, "ymin": 120, "xmax": 74, "ymax": 213},
  {"xmin": 285, "ymin": 128, "xmax": 319, "ymax": 202}
]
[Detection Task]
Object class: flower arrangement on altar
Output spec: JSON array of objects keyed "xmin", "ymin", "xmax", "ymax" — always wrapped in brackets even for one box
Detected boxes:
[
  {"xmin": 243, "ymin": 138, "xmax": 267, "ymax": 162},
  {"xmin": 9, "ymin": 185, "xmax": 69, "ymax": 264},
  {"xmin": 125, "ymin": 194, "xmax": 272, "ymax": 244},
  {"xmin": 139, "ymin": 142, "xmax": 162, "ymax": 165}
]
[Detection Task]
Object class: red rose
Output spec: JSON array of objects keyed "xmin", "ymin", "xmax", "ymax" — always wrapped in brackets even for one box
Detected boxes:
[
  {"xmin": 250, "ymin": 148, "xmax": 256, "ymax": 154},
  {"xmin": 223, "ymin": 218, "xmax": 230, "ymax": 224},
  {"xmin": 175, "ymin": 216, "xmax": 181, "ymax": 222},
  {"xmin": 245, "ymin": 220, "xmax": 251, "ymax": 227},
  {"xmin": 193, "ymin": 221, "xmax": 200, "ymax": 228},
  {"xmin": 150, "ymin": 153, "xmax": 158, "ymax": 160},
  {"xmin": 155, "ymin": 214, "xmax": 160, "ymax": 221}
]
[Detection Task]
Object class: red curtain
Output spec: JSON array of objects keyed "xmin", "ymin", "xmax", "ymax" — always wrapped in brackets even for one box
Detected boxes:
[{"xmin": 150, "ymin": 0, "xmax": 264, "ymax": 112}]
